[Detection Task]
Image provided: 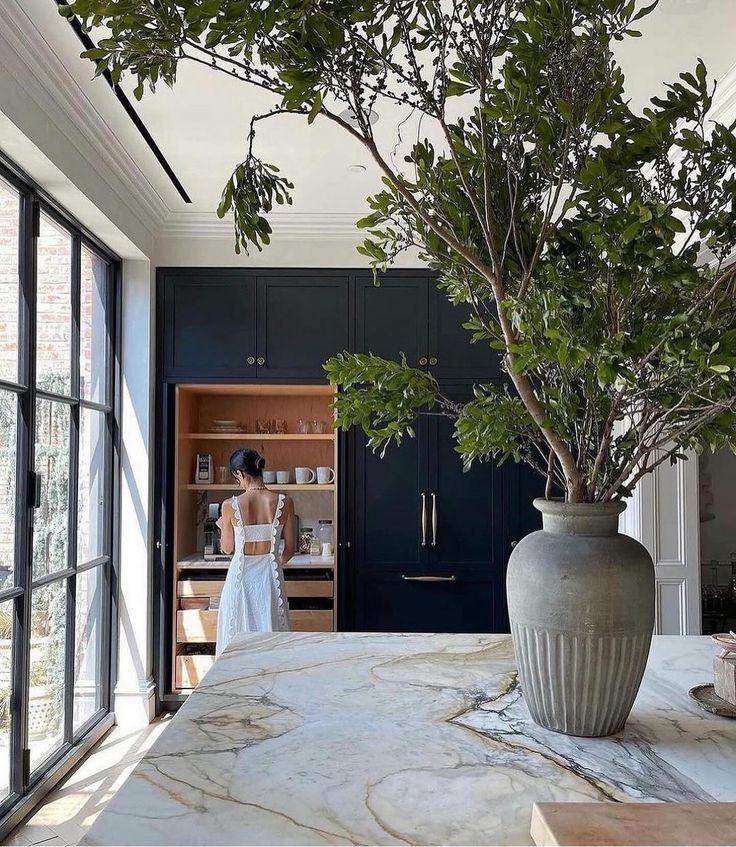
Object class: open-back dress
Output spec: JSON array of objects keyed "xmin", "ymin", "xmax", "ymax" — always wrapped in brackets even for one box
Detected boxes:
[{"xmin": 215, "ymin": 492, "xmax": 289, "ymax": 655}]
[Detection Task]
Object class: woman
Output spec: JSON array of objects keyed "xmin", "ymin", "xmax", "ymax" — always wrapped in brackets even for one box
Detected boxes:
[{"xmin": 215, "ymin": 448, "xmax": 296, "ymax": 655}]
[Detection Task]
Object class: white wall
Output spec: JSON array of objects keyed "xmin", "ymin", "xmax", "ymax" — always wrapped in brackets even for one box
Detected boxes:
[
  {"xmin": 154, "ymin": 234, "xmax": 424, "ymax": 269},
  {"xmin": 115, "ymin": 259, "xmax": 156, "ymax": 725}
]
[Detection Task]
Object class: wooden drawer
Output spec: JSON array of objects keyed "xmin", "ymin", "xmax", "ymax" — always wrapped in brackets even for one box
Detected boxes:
[
  {"xmin": 289, "ymin": 609, "xmax": 333, "ymax": 632},
  {"xmin": 177, "ymin": 609, "xmax": 218, "ymax": 643},
  {"xmin": 176, "ymin": 654, "xmax": 215, "ymax": 689},
  {"xmin": 285, "ymin": 580, "xmax": 333, "ymax": 599},
  {"xmin": 177, "ymin": 579, "xmax": 224, "ymax": 598}
]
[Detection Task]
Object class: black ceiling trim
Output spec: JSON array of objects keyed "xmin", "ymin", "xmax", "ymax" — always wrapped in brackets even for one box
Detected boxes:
[{"xmin": 56, "ymin": 0, "xmax": 192, "ymax": 204}]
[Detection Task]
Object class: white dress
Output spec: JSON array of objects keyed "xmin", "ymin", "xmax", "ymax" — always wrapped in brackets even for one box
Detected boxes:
[{"xmin": 215, "ymin": 493, "xmax": 289, "ymax": 656}]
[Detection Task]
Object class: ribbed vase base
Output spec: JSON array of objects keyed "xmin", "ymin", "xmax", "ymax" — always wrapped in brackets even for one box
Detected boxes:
[{"xmin": 512, "ymin": 623, "xmax": 652, "ymax": 738}]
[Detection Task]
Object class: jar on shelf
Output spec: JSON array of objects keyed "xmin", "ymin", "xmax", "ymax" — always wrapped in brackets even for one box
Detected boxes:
[
  {"xmin": 299, "ymin": 527, "xmax": 315, "ymax": 555},
  {"xmin": 317, "ymin": 519, "xmax": 333, "ymax": 557}
]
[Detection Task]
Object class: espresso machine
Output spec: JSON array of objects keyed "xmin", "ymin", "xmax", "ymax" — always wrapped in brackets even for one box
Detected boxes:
[{"xmin": 203, "ymin": 502, "xmax": 228, "ymax": 560}]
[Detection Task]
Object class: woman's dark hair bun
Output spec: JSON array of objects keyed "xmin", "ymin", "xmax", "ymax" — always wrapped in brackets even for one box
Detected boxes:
[{"xmin": 229, "ymin": 447, "xmax": 266, "ymax": 478}]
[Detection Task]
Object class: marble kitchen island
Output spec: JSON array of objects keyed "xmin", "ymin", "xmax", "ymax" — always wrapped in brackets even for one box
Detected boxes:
[{"xmin": 84, "ymin": 634, "xmax": 736, "ymax": 846}]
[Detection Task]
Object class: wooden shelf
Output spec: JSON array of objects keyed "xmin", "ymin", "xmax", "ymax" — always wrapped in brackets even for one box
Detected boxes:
[
  {"xmin": 182, "ymin": 433, "xmax": 334, "ymax": 441},
  {"xmin": 184, "ymin": 483, "xmax": 335, "ymax": 492},
  {"xmin": 177, "ymin": 553, "xmax": 335, "ymax": 571}
]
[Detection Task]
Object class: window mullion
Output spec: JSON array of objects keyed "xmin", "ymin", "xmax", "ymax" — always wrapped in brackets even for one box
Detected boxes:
[
  {"xmin": 64, "ymin": 235, "xmax": 81, "ymax": 745},
  {"xmin": 9, "ymin": 191, "xmax": 37, "ymax": 797}
]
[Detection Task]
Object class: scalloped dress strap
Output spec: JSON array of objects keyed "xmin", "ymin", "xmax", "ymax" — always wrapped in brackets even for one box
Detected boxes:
[
  {"xmin": 231, "ymin": 494, "xmax": 242, "ymax": 527},
  {"xmin": 270, "ymin": 493, "xmax": 288, "ymax": 630}
]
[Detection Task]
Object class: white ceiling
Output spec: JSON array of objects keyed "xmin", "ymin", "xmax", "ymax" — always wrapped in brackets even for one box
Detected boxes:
[{"xmin": 15, "ymin": 0, "xmax": 736, "ymax": 231}]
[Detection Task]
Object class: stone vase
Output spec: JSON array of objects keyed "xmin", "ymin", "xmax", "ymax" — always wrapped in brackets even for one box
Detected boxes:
[{"xmin": 507, "ymin": 498, "xmax": 654, "ymax": 737}]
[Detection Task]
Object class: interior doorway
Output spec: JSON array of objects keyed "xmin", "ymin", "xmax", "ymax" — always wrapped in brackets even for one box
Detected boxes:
[{"xmin": 699, "ymin": 449, "xmax": 736, "ymax": 635}]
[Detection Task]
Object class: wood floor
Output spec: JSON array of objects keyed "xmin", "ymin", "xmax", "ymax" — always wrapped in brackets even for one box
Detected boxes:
[{"xmin": 4, "ymin": 716, "xmax": 171, "ymax": 846}]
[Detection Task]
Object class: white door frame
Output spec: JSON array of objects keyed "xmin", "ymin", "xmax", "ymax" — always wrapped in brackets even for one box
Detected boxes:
[{"xmin": 621, "ymin": 452, "xmax": 701, "ymax": 635}]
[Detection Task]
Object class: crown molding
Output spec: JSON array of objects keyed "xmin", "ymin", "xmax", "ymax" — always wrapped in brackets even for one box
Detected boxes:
[
  {"xmin": 158, "ymin": 210, "xmax": 367, "ymax": 240},
  {"xmin": 1, "ymin": 0, "xmax": 169, "ymax": 235}
]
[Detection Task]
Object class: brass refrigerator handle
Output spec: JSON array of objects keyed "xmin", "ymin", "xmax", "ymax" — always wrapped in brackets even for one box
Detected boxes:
[
  {"xmin": 431, "ymin": 492, "xmax": 437, "ymax": 547},
  {"xmin": 402, "ymin": 575, "xmax": 456, "ymax": 582},
  {"xmin": 420, "ymin": 492, "xmax": 427, "ymax": 547}
]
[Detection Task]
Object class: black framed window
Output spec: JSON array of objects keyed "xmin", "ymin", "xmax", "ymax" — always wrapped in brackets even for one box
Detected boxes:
[{"xmin": 0, "ymin": 152, "xmax": 119, "ymax": 823}]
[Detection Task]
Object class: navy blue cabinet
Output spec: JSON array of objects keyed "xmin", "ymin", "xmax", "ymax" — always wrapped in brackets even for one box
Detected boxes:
[
  {"xmin": 160, "ymin": 269, "xmax": 348, "ymax": 381},
  {"xmin": 349, "ymin": 279, "xmax": 523, "ymax": 632},
  {"xmin": 354, "ymin": 275, "xmax": 429, "ymax": 368},
  {"xmin": 430, "ymin": 290, "xmax": 502, "ymax": 380},
  {"xmin": 257, "ymin": 274, "xmax": 349, "ymax": 379},
  {"xmin": 157, "ymin": 266, "xmax": 534, "ymax": 643},
  {"xmin": 162, "ymin": 270, "xmax": 257, "ymax": 379}
]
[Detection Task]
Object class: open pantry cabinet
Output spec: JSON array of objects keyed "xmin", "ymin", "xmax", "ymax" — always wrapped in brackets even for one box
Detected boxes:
[{"xmin": 172, "ymin": 384, "xmax": 338, "ymax": 692}]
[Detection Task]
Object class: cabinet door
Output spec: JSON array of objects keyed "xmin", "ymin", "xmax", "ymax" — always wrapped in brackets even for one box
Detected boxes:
[
  {"xmin": 352, "ymin": 416, "xmax": 431, "ymax": 578},
  {"xmin": 354, "ymin": 275, "xmax": 429, "ymax": 368},
  {"xmin": 354, "ymin": 570, "xmax": 497, "ymax": 632},
  {"xmin": 256, "ymin": 275, "xmax": 349, "ymax": 379},
  {"xmin": 429, "ymin": 285, "xmax": 501, "ymax": 380},
  {"xmin": 163, "ymin": 272, "xmax": 256, "ymax": 378},
  {"xmin": 427, "ymin": 386, "xmax": 504, "ymax": 573}
]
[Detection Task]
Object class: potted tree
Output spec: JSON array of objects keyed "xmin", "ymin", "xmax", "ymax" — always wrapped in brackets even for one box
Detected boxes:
[{"xmin": 65, "ymin": 0, "xmax": 736, "ymax": 735}]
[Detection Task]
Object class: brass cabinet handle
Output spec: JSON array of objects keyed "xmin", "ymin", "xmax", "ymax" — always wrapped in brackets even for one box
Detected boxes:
[
  {"xmin": 247, "ymin": 356, "xmax": 255, "ymax": 365},
  {"xmin": 402, "ymin": 574, "xmax": 456, "ymax": 582},
  {"xmin": 420, "ymin": 492, "xmax": 427, "ymax": 547},
  {"xmin": 431, "ymin": 492, "xmax": 437, "ymax": 547},
  {"xmin": 429, "ymin": 356, "xmax": 438, "ymax": 366},
  {"xmin": 419, "ymin": 356, "xmax": 428, "ymax": 366},
  {"xmin": 256, "ymin": 356, "xmax": 265, "ymax": 366}
]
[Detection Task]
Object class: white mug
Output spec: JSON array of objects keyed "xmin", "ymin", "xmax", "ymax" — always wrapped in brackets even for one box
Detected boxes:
[
  {"xmin": 276, "ymin": 470, "xmax": 290, "ymax": 484},
  {"xmin": 263, "ymin": 470, "xmax": 277, "ymax": 484},
  {"xmin": 295, "ymin": 467, "xmax": 316, "ymax": 485},
  {"xmin": 321, "ymin": 541, "xmax": 333, "ymax": 558},
  {"xmin": 316, "ymin": 466, "xmax": 335, "ymax": 484}
]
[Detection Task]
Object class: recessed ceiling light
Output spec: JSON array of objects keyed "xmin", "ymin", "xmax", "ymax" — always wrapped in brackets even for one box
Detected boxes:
[
  {"xmin": 348, "ymin": 164, "xmax": 367, "ymax": 173},
  {"xmin": 339, "ymin": 108, "xmax": 379, "ymax": 127}
]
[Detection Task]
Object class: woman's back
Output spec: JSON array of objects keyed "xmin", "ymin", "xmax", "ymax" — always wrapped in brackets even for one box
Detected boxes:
[{"xmin": 232, "ymin": 489, "xmax": 284, "ymax": 556}]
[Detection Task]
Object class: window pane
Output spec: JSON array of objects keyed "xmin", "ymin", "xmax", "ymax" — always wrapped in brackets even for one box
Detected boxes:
[
  {"xmin": 78, "ymin": 408, "xmax": 107, "ymax": 563},
  {"xmin": 0, "ymin": 179, "xmax": 20, "ymax": 385},
  {"xmin": 80, "ymin": 249, "xmax": 108, "ymax": 404},
  {"xmin": 36, "ymin": 215, "xmax": 72, "ymax": 396},
  {"xmin": 0, "ymin": 391, "xmax": 17, "ymax": 590},
  {"xmin": 30, "ymin": 579, "xmax": 67, "ymax": 771},
  {"xmin": 33, "ymin": 399, "xmax": 70, "ymax": 580},
  {"xmin": 74, "ymin": 565, "xmax": 104, "ymax": 730},
  {"xmin": 0, "ymin": 599, "xmax": 12, "ymax": 800}
]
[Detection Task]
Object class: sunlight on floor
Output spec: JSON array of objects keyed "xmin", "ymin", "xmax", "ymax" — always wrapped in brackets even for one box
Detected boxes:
[{"xmin": 5, "ymin": 715, "xmax": 171, "ymax": 846}]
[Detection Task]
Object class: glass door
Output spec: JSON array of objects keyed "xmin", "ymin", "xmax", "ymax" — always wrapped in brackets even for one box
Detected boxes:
[{"xmin": 0, "ymin": 155, "xmax": 118, "ymax": 825}]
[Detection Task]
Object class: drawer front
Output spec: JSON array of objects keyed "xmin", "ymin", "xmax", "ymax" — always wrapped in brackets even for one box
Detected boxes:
[
  {"xmin": 289, "ymin": 609, "xmax": 333, "ymax": 632},
  {"xmin": 175, "ymin": 654, "xmax": 215, "ymax": 689},
  {"xmin": 285, "ymin": 580, "xmax": 333, "ymax": 599},
  {"xmin": 177, "ymin": 579, "xmax": 224, "ymax": 598},
  {"xmin": 177, "ymin": 609, "xmax": 218, "ymax": 643}
]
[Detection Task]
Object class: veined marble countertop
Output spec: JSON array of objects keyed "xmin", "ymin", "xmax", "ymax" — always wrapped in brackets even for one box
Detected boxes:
[{"xmin": 83, "ymin": 634, "xmax": 734, "ymax": 846}]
